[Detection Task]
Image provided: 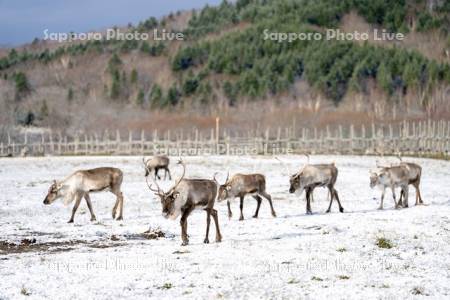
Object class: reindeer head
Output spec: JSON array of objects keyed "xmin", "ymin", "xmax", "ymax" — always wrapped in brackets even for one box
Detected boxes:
[
  {"xmin": 145, "ymin": 159, "xmax": 185, "ymax": 220},
  {"xmin": 154, "ymin": 190, "xmax": 182, "ymax": 220},
  {"xmin": 43, "ymin": 180, "xmax": 63, "ymax": 204},
  {"xmin": 289, "ymin": 172, "xmax": 303, "ymax": 193},
  {"xmin": 369, "ymin": 172, "xmax": 379, "ymax": 188},
  {"xmin": 217, "ymin": 173, "xmax": 231, "ymax": 202}
]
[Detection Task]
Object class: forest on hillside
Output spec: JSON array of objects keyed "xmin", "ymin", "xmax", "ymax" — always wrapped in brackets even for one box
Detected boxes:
[{"xmin": 0, "ymin": 0, "xmax": 449, "ymax": 135}]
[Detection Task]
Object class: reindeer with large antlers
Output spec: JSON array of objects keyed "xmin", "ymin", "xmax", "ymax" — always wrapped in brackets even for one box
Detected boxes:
[
  {"xmin": 43, "ymin": 167, "xmax": 124, "ymax": 222},
  {"xmin": 289, "ymin": 162, "xmax": 344, "ymax": 214},
  {"xmin": 145, "ymin": 160, "xmax": 222, "ymax": 246},
  {"xmin": 217, "ymin": 173, "xmax": 276, "ymax": 221}
]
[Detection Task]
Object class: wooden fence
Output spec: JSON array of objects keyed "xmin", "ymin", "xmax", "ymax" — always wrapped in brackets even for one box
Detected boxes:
[{"xmin": 1, "ymin": 120, "xmax": 449, "ymax": 157}]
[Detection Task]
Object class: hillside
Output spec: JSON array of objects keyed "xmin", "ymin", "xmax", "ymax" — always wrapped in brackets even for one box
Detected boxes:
[{"xmin": 0, "ymin": 0, "xmax": 449, "ymax": 135}]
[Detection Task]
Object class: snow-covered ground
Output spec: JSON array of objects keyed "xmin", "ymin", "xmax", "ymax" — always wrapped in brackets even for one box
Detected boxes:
[{"xmin": 1, "ymin": 155, "xmax": 450, "ymax": 299}]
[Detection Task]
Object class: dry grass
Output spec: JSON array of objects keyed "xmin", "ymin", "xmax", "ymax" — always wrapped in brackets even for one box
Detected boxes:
[{"xmin": 339, "ymin": 11, "xmax": 449, "ymax": 63}]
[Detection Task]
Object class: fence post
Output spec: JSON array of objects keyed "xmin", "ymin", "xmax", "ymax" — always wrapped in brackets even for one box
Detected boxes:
[
  {"xmin": 74, "ymin": 134, "xmax": 79, "ymax": 155},
  {"xmin": 141, "ymin": 130, "xmax": 145, "ymax": 154},
  {"xmin": 216, "ymin": 117, "xmax": 220, "ymax": 155}
]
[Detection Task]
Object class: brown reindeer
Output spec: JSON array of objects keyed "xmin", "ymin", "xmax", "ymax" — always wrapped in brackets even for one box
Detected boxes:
[
  {"xmin": 143, "ymin": 155, "xmax": 171, "ymax": 180},
  {"xmin": 43, "ymin": 167, "xmax": 124, "ymax": 222},
  {"xmin": 217, "ymin": 173, "xmax": 276, "ymax": 221},
  {"xmin": 289, "ymin": 163, "xmax": 343, "ymax": 214},
  {"xmin": 146, "ymin": 160, "xmax": 222, "ymax": 246}
]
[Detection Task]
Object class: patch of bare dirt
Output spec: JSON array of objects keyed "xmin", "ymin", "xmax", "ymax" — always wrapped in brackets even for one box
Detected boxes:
[{"xmin": 0, "ymin": 228, "xmax": 169, "ymax": 255}]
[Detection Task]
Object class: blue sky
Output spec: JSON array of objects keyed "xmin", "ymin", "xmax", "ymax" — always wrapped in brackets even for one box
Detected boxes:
[{"xmin": 0, "ymin": 0, "xmax": 222, "ymax": 46}]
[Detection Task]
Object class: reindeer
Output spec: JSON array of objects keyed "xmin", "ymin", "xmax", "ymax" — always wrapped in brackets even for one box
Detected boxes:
[
  {"xmin": 145, "ymin": 160, "xmax": 222, "ymax": 246},
  {"xmin": 289, "ymin": 163, "xmax": 344, "ymax": 214},
  {"xmin": 276, "ymin": 155, "xmax": 329, "ymax": 202},
  {"xmin": 369, "ymin": 165, "xmax": 411, "ymax": 209},
  {"xmin": 375, "ymin": 156, "xmax": 424, "ymax": 207},
  {"xmin": 143, "ymin": 155, "xmax": 171, "ymax": 180},
  {"xmin": 217, "ymin": 173, "xmax": 276, "ymax": 221},
  {"xmin": 43, "ymin": 167, "xmax": 124, "ymax": 223}
]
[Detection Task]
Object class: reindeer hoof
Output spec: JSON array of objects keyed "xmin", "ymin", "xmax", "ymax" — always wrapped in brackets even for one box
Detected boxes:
[
  {"xmin": 325, "ymin": 209, "xmax": 330, "ymax": 213},
  {"xmin": 181, "ymin": 240, "xmax": 189, "ymax": 246},
  {"xmin": 252, "ymin": 215, "xmax": 258, "ymax": 218},
  {"xmin": 67, "ymin": 219, "xmax": 74, "ymax": 223},
  {"xmin": 228, "ymin": 214, "xmax": 232, "ymax": 220},
  {"xmin": 216, "ymin": 237, "xmax": 222, "ymax": 243},
  {"xmin": 116, "ymin": 216, "xmax": 123, "ymax": 221},
  {"xmin": 378, "ymin": 207, "xmax": 383, "ymax": 210},
  {"xmin": 203, "ymin": 239, "xmax": 209, "ymax": 244},
  {"xmin": 90, "ymin": 216, "xmax": 97, "ymax": 221},
  {"xmin": 239, "ymin": 216, "xmax": 244, "ymax": 221},
  {"xmin": 306, "ymin": 211, "xmax": 313, "ymax": 215},
  {"xmin": 272, "ymin": 212, "xmax": 277, "ymax": 218},
  {"xmin": 339, "ymin": 208, "xmax": 344, "ymax": 213}
]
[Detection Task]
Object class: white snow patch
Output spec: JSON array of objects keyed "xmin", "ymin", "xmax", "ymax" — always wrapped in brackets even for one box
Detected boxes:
[{"xmin": 0, "ymin": 155, "xmax": 449, "ymax": 299}]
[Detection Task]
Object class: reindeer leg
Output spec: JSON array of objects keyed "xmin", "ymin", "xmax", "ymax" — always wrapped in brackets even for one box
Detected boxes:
[
  {"xmin": 180, "ymin": 206, "xmax": 193, "ymax": 246},
  {"xmin": 391, "ymin": 187, "xmax": 399, "ymax": 209},
  {"xmin": 379, "ymin": 187, "xmax": 385, "ymax": 210},
  {"xmin": 325, "ymin": 186, "xmax": 334, "ymax": 213},
  {"xmin": 414, "ymin": 183, "xmax": 424, "ymax": 205},
  {"xmin": 402, "ymin": 186, "xmax": 409, "ymax": 208},
  {"xmin": 204, "ymin": 208, "xmax": 211, "ymax": 244},
  {"xmin": 211, "ymin": 208, "xmax": 222, "ymax": 243},
  {"xmin": 239, "ymin": 196, "xmax": 245, "ymax": 221},
  {"xmin": 167, "ymin": 168, "xmax": 172, "ymax": 180},
  {"xmin": 227, "ymin": 200, "xmax": 233, "ymax": 219},
  {"xmin": 416, "ymin": 184, "xmax": 424, "ymax": 204},
  {"xmin": 393, "ymin": 188, "xmax": 405, "ymax": 208},
  {"xmin": 252, "ymin": 195, "xmax": 262, "ymax": 218},
  {"xmin": 68, "ymin": 193, "xmax": 82, "ymax": 223},
  {"xmin": 84, "ymin": 193, "xmax": 97, "ymax": 221},
  {"xmin": 112, "ymin": 197, "xmax": 119, "ymax": 219},
  {"xmin": 306, "ymin": 188, "xmax": 313, "ymax": 215},
  {"xmin": 333, "ymin": 189, "xmax": 344, "ymax": 213},
  {"xmin": 116, "ymin": 191, "xmax": 124, "ymax": 221},
  {"xmin": 261, "ymin": 191, "xmax": 276, "ymax": 217}
]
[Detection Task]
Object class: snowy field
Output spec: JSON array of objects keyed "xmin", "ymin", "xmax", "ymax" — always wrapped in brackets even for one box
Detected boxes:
[{"xmin": 1, "ymin": 155, "xmax": 450, "ymax": 299}]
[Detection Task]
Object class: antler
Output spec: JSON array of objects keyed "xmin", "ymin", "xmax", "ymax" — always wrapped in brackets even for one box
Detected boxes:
[
  {"xmin": 213, "ymin": 172, "xmax": 219, "ymax": 184},
  {"xmin": 376, "ymin": 160, "xmax": 390, "ymax": 169},
  {"xmin": 275, "ymin": 157, "xmax": 292, "ymax": 175},
  {"xmin": 143, "ymin": 157, "xmax": 164, "ymax": 194},
  {"xmin": 302, "ymin": 153, "xmax": 310, "ymax": 164},
  {"xmin": 225, "ymin": 172, "xmax": 230, "ymax": 184},
  {"xmin": 168, "ymin": 158, "xmax": 186, "ymax": 193}
]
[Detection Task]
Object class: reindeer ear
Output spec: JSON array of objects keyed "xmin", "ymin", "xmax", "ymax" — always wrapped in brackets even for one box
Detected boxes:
[
  {"xmin": 173, "ymin": 192, "xmax": 180, "ymax": 199},
  {"xmin": 226, "ymin": 185, "xmax": 231, "ymax": 191}
]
